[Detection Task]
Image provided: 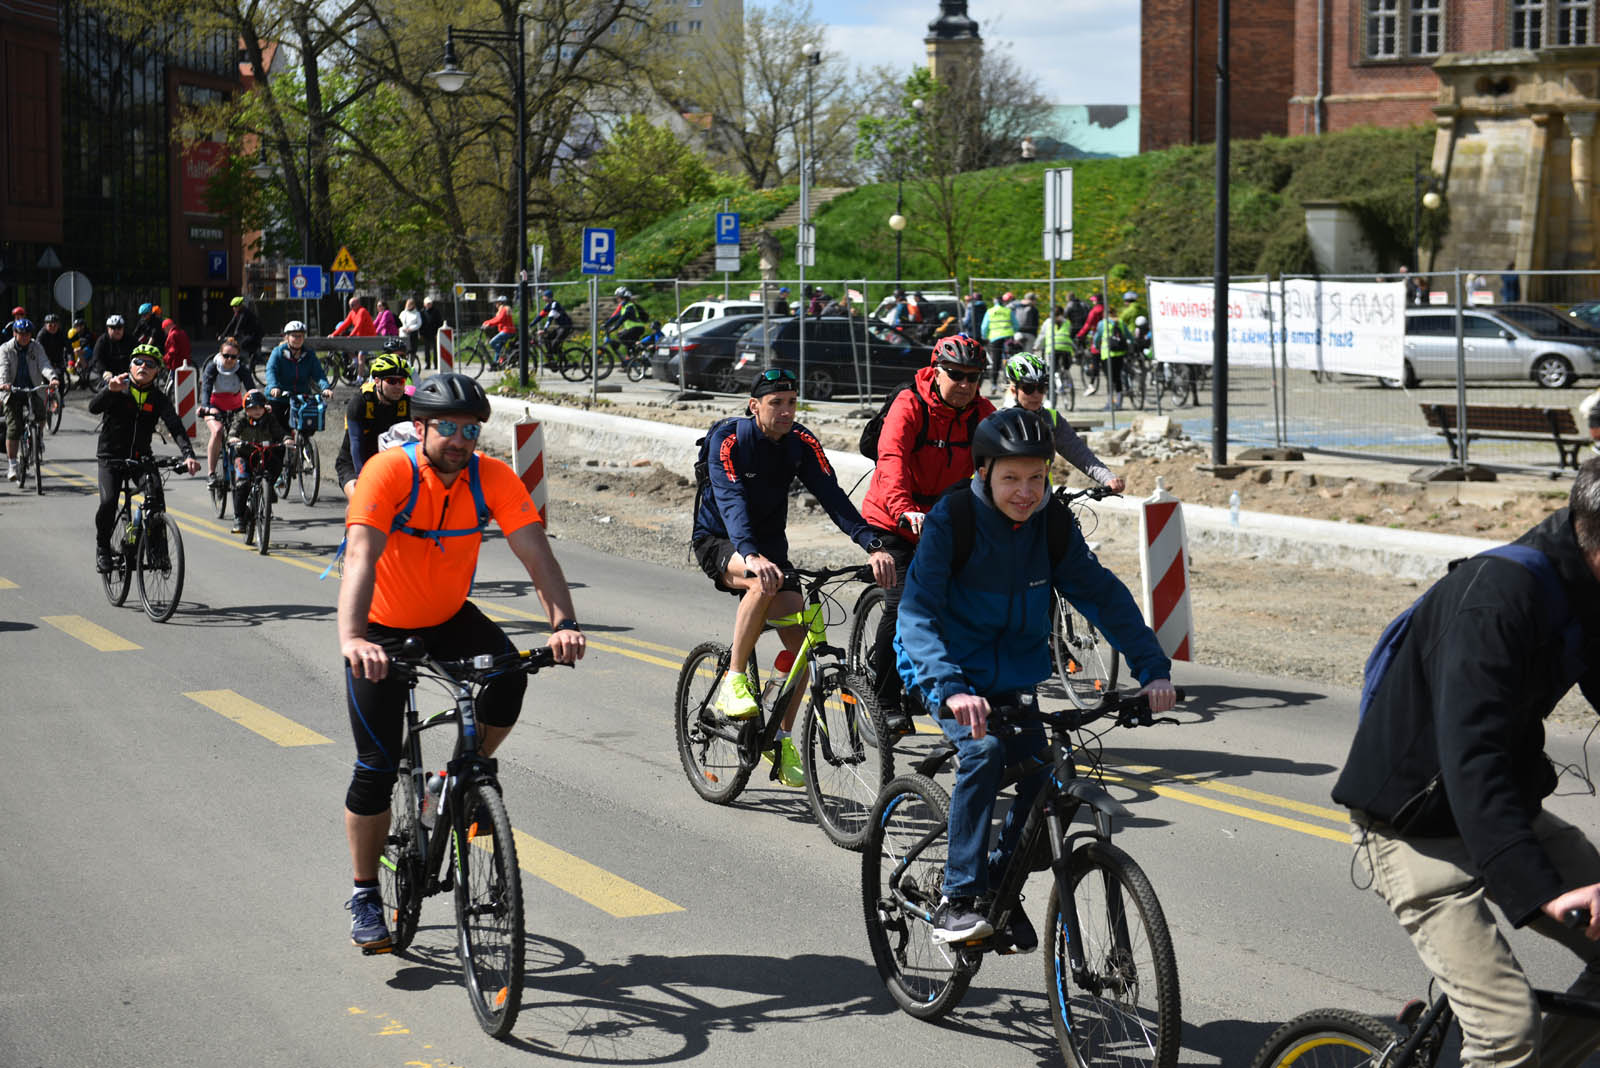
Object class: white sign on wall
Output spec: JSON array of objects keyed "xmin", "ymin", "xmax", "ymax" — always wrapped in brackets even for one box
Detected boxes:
[{"xmin": 1147, "ymin": 279, "xmax": 1404, "ymax": 380}]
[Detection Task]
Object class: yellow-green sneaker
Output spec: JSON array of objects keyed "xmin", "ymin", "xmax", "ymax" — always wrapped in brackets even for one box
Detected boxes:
[
  {"xmin": 776, "ymin": 736, "xmax": 806, "ymax": 788},
  {"xmin": 714, "ymin": 672, "xmax": 760, "ymax": 721}
]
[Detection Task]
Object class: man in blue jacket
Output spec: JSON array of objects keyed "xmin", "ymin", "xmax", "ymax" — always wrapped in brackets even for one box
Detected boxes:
[
  {"xmin": 692, "ymin": 367, "xmax": 896, "ymax": 785},
  {"xmin": 895, "ymin": 406, "xmax": 1175, "ymax": 946}
]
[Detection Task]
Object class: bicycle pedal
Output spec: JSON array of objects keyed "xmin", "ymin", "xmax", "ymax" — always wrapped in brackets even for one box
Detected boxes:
[{"xmin": 359, "ymin": 943, "xmax": 394, "ymax": 956}]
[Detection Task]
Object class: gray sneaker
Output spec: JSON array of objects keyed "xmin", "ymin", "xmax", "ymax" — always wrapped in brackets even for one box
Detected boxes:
[
  {"xmin": 931, "ymin": 896, "xmax": 994, "ymax": 943},
  {"xmin": 346, "ymin": 889, "xmax": 391, "ymax": 951}
]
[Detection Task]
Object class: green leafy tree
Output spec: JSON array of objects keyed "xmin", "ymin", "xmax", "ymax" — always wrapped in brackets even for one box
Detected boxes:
[{"xmin": 583, "ymin": 115, "xmax": 743, "ymax": 239}]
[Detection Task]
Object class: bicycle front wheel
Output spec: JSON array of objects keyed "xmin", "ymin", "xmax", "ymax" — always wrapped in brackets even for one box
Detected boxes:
[
  {"xmin": 862, "ymin": 773, "xmax": 975, "ymax": 1020},
  {"xmin": 1249, "ymin": 1009, "xmax": 1399, "ymax": 1068},
  {"xmin": 256, "ymin": 478, "xmax": 272, "ymax": 555},
  {"xmin": 847, "ymin": 585, "xmax": 888, "ymax": 681},
  {"xmin": 453, "ymin": 780, "xmax": 524, "ymax": 1038},
  {"xmin": 559, "ymin": 345, "xmax": 591, "ymax": 382},
  {"xmin": 243, "ymin": 480, "xmax": 259, "ymax": 546},
  {"xmin": 1052, "ymin": 592, "xmax": 1119, "ymax": 711},
  {"xmin": 31, "ymin": 422, "xmax": 42, "ymax": 494},
  {"xmin": 48, "ymin": 390, "xmax": 64, "ymax": 434},
  {"xmin": 801, "ymin": 671, "xmax": 893, "ymax": 850},
  {"xmin": 379, "ymin": 760, "xmax": 424, "ymax": 953},
  {"xmin": 1045, "ymin": 839, "xmax": 1181, "ymax": 1068},
  {"xmin": 674, "ymin": 641, "xmax": 758, "ymax": 804},
  {"xmin": 210, "ymin": 470, "xmax": 229, "ymax": 518},
  {"xmin": 297, "ymin": 436, "xmax": 320, "ymax": 505},
  {"xmin": 136, "ymin": 513, "xmax": 185, "ymax": 622}
]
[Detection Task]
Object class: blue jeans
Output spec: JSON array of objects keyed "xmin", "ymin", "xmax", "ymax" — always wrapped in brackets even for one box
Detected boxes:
[
  {"xmin": 932, "ymin": 700, "xmax": 1050, "ymax": 899},
  {"xmin": 490, "ymin": 330, "xmax": 513, "ymax": 354}
]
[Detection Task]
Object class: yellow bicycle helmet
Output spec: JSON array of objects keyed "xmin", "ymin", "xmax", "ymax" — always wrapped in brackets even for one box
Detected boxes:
[{"xmin": 368, "ymin": 351, "xmax": 411, "ymax": 379}]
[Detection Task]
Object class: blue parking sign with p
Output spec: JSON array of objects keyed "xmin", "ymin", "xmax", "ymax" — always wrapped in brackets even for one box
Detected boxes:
[
  {"xmin": 715, "ymin": 212, "xmax": 739, "ymax": 245},
  {"xmin": 582, "ymin": 227, "xmax": 616, "ymax": 275}
]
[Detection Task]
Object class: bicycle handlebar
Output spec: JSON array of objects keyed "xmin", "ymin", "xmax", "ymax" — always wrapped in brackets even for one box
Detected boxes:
[
  {"xmin": 1054, "ymin": 484, "xmax": 1121, "ymax": 505},
  {"xmin": 108, "ymin": 455, "xmax": 191, "ymax": 475},
  {"xmin": 981, "ymin": 687, "xmax": 1186, "ymax": 733},
  {"xmin": 390, "ymin": 637, "xmax": 564, "ymax": 684}
]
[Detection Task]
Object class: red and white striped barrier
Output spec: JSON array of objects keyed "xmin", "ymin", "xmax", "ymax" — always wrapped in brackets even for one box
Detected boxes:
[
  {"xmin": 173, "ymin": 365, "xmax": 198, "ymax": 439},
  {"xmin": 436, "ymin": 326, "xmax": 454, "ymax": 372},
  {"xmin": 512, "ymin": 416, "xmax": 548, "ymax": 523},
  {"xmin": 1138, "ymin": 477, "xmax": 1193, "ymax": 661}
]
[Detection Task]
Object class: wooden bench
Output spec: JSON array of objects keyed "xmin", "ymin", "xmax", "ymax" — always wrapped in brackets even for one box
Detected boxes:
[{"xmin": 1419, "ymin": 403, "xmax": 1587, "ymax": 469}]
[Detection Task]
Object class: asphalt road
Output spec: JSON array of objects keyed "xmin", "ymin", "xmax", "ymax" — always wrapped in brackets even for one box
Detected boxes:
[{"xmin": 2, "ymin": 395, "xmax": 1596, "ymax": 1067}]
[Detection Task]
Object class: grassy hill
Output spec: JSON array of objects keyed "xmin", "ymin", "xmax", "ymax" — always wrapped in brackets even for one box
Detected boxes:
[{"xmin": 602, "ymin": 124, "xmax": 1440, "ymax": 299}]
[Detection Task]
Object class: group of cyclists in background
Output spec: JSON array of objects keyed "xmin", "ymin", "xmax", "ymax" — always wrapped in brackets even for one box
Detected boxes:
[{"xmin": 10, "ymin": 273, "xmax": 1600, "ymax": 1066}]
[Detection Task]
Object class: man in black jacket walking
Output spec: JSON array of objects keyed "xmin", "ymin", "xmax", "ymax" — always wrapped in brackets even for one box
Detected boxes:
[{"xmin": 1333, "ymin": 458, "xmax": 1600, "ymax": 1067}]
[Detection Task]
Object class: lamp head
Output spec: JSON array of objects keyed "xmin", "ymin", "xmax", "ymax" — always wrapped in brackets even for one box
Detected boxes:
[
  {"xmin": 888, "ymin": 214, "xmax": 907, "ymax": 232},
  {"xmin": 429, "ymin": 36, "xmax": 470, "ymax": 93},
  {"xmin": 1421, "ymin": 189, "xmax": 1442, "ymax": 211}
]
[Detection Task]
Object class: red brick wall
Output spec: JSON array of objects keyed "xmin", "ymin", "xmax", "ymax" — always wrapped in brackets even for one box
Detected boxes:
[
  {"xmin": 1142, "ymin": 0, "xmax": 1293, "ymax": 150},
  {"xmin": 0, "ymin": 3, "xmax": 62, "ymax": 244}
]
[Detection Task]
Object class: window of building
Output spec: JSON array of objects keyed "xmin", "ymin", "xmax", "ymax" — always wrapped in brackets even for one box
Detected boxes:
[
  {"xmin": 688, "ymin": 19, "xmax": 702, "ymax": 31},
  {"xmin": 1365, "ymin": 0, "xmax": 1401, "ymax": 58},
  {"xmin": 1558, "ymin": 0, "xmax": 1594, "ymax": 43},
  {"xmin": 665, "ymin": 19, "xmax": 679, "ymax": 32},
  {"xmin": 1410, "ymin": 0, "xmax": 1443, "ymax": 53},
  {"xmin": 688, "ymin": 0, "xmax": 703, "ymax": 5},
  {"xmin": 1513, "ymin": 0, "xmax": 1546, "ymax": 45}
]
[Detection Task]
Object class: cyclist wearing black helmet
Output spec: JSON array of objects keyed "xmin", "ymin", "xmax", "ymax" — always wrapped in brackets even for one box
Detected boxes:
[
  {"xmin": 91, "ymin": 314, "xmax": 135, "ymax": 384},
  {"xmin": 336, "ymin": 339, "xmax": 413, "ymax": 498},
  {"xmin": 536, "ymin": 288, "xmax": 573, "ymax": 354},
  {"xmin": 894, "ymin": 406, "xmax": 1175, "ymax": 945},
  {"xmin": 38, "ymin": 314, "xmax": 67, "ymax": 379},
  {"xmin": 337, "ymin": 372, "xmax": 584, "ymax": 951}
]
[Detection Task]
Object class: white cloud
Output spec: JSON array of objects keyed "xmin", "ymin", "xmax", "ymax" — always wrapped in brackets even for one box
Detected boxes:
[{"xmin": 774, "ymin": 0, "xmax": 1141, "ymax": 105}]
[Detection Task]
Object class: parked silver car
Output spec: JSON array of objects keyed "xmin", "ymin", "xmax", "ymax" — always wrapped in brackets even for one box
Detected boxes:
[{"xmin": 1402, "ymin": 307, "xmax": 1600, "ymax": 388}]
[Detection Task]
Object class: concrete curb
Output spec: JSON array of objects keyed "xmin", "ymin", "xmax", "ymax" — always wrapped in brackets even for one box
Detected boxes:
[{"xmin": 489, "ymin": 395, "xmax": 1498, "ymax": 581}]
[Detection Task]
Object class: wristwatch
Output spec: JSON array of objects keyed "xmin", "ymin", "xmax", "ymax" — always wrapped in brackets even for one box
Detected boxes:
[
  {"xmin": 553, "ymin": 618, "xmax": 582, "ymax": 633},
  {"xmin": 865, "ymin": 537, "xmax": 886, "ymax": 553}
]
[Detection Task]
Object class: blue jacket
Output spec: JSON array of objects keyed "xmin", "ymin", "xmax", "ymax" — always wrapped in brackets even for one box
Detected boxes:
[
  {"xmin": 264, "ymin": 343, "xmax": 329, "ymax": 396},
  {"xmin": 895, "ymin": 476, "xmax": 1171, "ymax": 711},
  {"xmin": 693, "ymin": 415, "xmax": 878, "ymax": 562}
]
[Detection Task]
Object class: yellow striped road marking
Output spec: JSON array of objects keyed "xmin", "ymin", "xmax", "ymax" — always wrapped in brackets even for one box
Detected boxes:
[
  {"xmin": 42, "ymin": 615, "xmax": 140, "ymax": 651},
  {"xmin": 1097, "ymin": 769, "xmax": 1350, "ymax": 843},
  {"xmin": 507, "ymin": 829, "xmax": 683, "ymax": 917},
  {"xmin": 184, "ymin": 689, "xmax": 333, "ymax": 747},
  {"xmin": 163, "ymin": 504, "xmax": 334, "ymax": 575},
  {"xmin": 0, "ymin": 577, "xmax": 17, "ymax": 590}
]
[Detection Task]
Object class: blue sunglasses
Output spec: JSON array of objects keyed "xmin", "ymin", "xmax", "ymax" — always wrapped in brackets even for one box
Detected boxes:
[{"xmin": 430, "ymin": 418, "xmax": 482, "ymax": 441}]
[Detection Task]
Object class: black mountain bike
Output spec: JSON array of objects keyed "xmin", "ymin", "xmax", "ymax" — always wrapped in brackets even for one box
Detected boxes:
[
  {"xmin": 864, "ymin": 689, "xmax": 1184, "ymax": 1067},
  {"xmin": 378, "ymin": 638, "xmax": 564, "ymax": 1038},
  {"xmin": 238, "ymin": 442, "xmax": 285, "ymax": 555},
  {"xmin": 206, "ymin": 408, "xmax": 238, "ymax": 520},
  {"xmin": 10, "ymin": 384, "xmax": 55, "ymax": 494},
  {"xmin": 675, "ymin": 564, "xmax": 892, "ymax": 849},
  {"xmin": 1251, "ymin": 934, "xmax": 1600, "ymax": 1067},
  {"xmin": 100, "ymin": 455, "xmax": 188, "ymax": 622}
]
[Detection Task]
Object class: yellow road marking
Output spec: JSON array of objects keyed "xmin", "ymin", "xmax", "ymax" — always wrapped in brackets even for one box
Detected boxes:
[
  {"xmin": 184, "ymin": 689, "xmax": 333, "ymax": 747},
  {"xmin": 42, "ymin": 615, "xmax": 140, "ymax": 651},
  {"xmin": 1098, "ymin": 770, "xmax": 1350, "ymax": 842},
  {"xmin": 0, "ymin": 577, "xmax": 16, "ymax": 589},
  {"xmin": 508, "ymin": 829, "xmax": 683, "ymax": 918}
]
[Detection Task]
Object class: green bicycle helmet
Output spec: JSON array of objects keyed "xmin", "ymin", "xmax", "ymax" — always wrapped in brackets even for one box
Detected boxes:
[
  {"xmin": 131, "ymin": 343, "xmax": 162, "ymax": 361},
  {"xmin": 368, "ymin": 351, "xmax": 411, "ymax": 379},
  {"xmin": 1004, "ymin": 352, "xmax": 1049, "ymax": 388}
]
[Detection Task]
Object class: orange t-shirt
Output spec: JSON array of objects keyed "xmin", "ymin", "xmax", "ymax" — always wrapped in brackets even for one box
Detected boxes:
[{"xmin": 346, "ymin": 447, "xmax": 543, "ymax": 629}]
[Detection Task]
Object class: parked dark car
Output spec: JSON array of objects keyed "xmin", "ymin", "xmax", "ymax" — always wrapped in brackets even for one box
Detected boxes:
[
  {"xmin": 1492, "ymin": 302, "xmax": 1600, "ymax": 343},
  {"xmin": 649, "ymin": 314, "xmax": 764, "ymax": 392},
  {"xmin": 1568, "ymin": 300, "xmax": 1600, "ymax": 331},
  {"xmin": 730, "ymin": 315, "xmax": 935, "ymax": 401}
]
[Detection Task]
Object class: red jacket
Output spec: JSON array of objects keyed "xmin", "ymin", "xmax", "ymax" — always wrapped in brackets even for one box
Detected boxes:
[
  {"xmin": 162, "ymin": 325, "xmax": 191, "ymax": 369},
  {"xmin": 1076, "ymin": 303, "xmax": 1104, "ymax": 343},
  {"xmin": 330, "ymin": 306, "xmax": 377, "ymax": 337},
  {"xmin": 861, "ymin": 365, "xmax": 994, "ymax": 540},
  {"xmin": 482, "ymin": 307, "xmax": 514, "ymax": 334}
]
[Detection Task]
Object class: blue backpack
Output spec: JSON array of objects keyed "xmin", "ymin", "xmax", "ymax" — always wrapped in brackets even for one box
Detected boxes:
[
  {"xmin": 1359, "ymin": 543, "xmax": 1584, "ymax": 718},
  {"xmin": 319, "ymin": 442, "xmax": 491, "ymax": 579}
]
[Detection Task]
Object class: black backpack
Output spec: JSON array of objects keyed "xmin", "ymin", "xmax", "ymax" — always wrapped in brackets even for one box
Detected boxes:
[
  {"xmin": 942, "ymin": 482, "xmax": 1074, "ymax": 574},
  {"xmin": 859, "ymin": 383, "xmax": 983, "ymax": 461},
  {"xmin": 692, "ymin": 415, "xmax": 740, "ymax": 520}
]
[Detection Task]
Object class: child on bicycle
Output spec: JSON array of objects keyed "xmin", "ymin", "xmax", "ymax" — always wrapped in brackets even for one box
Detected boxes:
[
  {"xmin": 895, "ymin": 406, "xmax": 1174, "ymax": 947},
  {"xmin": 1000, "ymin": 353, "xmax": 1125, "ymax": 492},
  {"xmin": 691, "ymin": 368, "xmax": 896, "ymax": 787},
  {"xmin": 228, "ymin": 388, "xmax": 291, "ymax": 532}
]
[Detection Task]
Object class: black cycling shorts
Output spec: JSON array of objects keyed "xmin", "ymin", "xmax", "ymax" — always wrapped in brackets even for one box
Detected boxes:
[
  {"xmin": 692, "ymin": 536, "xmax": 797, "ymax": 597},
  {"xmin": 343, "ymin": 600, "xmax": 525, "ymax": 815}
]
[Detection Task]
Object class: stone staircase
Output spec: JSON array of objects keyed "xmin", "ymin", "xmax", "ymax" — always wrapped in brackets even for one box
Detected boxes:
[{"xmin": 680, "ymin": 186, "xmax": 854, "ymax": 281}]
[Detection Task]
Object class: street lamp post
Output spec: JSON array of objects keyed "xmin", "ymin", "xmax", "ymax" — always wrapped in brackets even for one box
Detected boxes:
[
  {"xmin": 1412, "ymin": 155, "xmax": 1443, "ymax": 281},
  {"xmin": 804, "ymin": 48, "xmax": 821, "ymax": 189},
  {"xmin": 887, "ymin": 98, "xmax": 923, "ymax": 289},
  {"xmin": 431, "ymin": 17, "xmax": 531, "ymax": 388}
]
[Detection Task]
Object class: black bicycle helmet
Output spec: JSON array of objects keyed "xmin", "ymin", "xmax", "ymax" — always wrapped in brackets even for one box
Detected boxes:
[
  {"xmin": 972, "ymin": 407, "xmax": 1054, "ymax": 464},
  {"xmin": 380, "ymin": 336, "xmax": 409, "ymax": 354},
  {"xmin": 410, "ymin": 372, "xmax": 491, "ymax": 420}
]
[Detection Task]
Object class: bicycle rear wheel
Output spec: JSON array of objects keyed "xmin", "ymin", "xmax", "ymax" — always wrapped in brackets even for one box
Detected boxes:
[
  {"xmin": 862, "ymin": 774, "xmax": 975, "ymax": 1020},
  {"xmin": 453, "ymin": 780, "xmax": 524, "ymax": 1038},
  {"xmin": 379, "ymin": 760, "xmax": 424, "ymax": 953},
  {"xmin": 674, "ymin": 641, "xmax": 759, "ymax": 804},
  {"xmin": 1051, "ymin": 592, "xmax": 1119, "ymax": 711},
  {"xmin": 847, "ymin": 586, "xmax": 887, "ymax": 680},
  {"xmin": 136, "ymin": 513, "xmax": 185, "ymax": 622},
  {"xmin": 256, "ymin": 478, "xmax": 272, "ymax": 555},
  {"xmin": 625, "ymin": 353, "xmax": 647, "ymax": 382},
  {"xmin": 297, "ymin": 436, "xmax": 320, "ymax": 505},
  {"xmin": 1249, "ymin": 1009, "xmax": 1399, "ymax": 1067},
  {"xmin": 1045, "ymin": 840, "xmax": 1180, "ymax": 1068},
  {"xmin": 210, "ymin": 470, "xmax": 229, "ymax": 518},
  {"xmin": 801, "ymin": 670, "xmax": 893, "ymax": 850},
  {"xmin": 103, "ymin": 503, "xmax": 133, "ymax": 606}
]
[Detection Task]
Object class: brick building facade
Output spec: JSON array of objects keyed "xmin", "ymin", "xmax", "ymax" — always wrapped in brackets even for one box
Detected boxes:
[{"xmin": 1140, "ymin": 0, "xmax": 1295, "ymax": 151}]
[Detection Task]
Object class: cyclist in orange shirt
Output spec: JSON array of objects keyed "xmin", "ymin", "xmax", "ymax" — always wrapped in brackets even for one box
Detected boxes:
[{"xmin": 337, "ymin": 372, "xmax": 585, "ymax": 951}]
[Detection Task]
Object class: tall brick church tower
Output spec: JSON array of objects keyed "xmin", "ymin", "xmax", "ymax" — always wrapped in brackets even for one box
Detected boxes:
[{"xmin": 925, "ymin": 0, "xmax": 982, "ymax": 86}]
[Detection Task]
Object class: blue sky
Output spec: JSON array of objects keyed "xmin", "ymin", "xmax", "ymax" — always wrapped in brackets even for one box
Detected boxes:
[{"xmin": 787, "ymin": 0, "xmax": 1141, "ymax": 106}]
